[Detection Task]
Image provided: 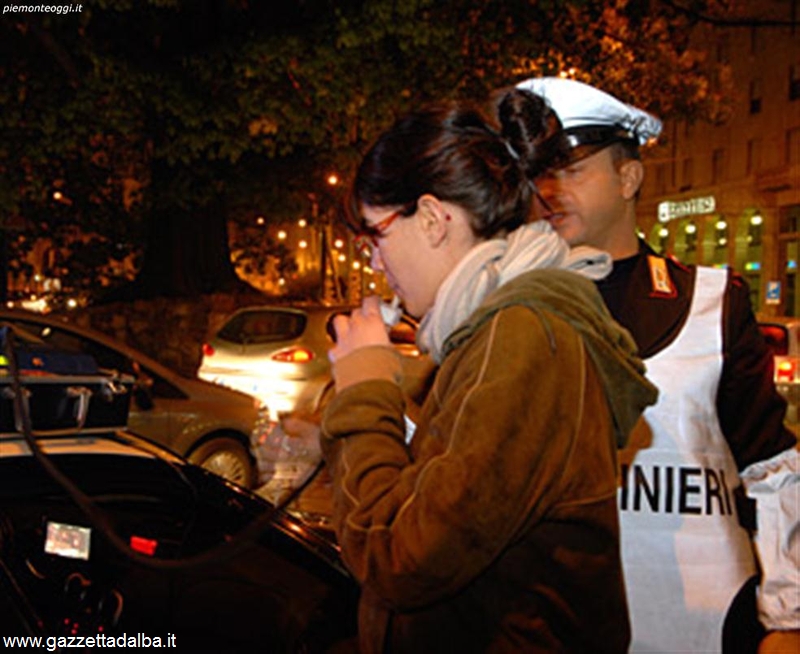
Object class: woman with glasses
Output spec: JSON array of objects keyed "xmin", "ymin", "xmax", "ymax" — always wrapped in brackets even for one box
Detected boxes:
[{"xmin": 320, "ymin": 89, "xmax": 657, "ymax": 653}]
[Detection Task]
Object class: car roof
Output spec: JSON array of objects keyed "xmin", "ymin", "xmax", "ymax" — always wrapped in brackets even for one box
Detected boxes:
[
  {"xmin": 0, "ymin": 308, "xmax": 173, "ymax": 374},
  {"xmin": 227, "ymin": 304, "xmax": 355, "ymax": 316},
  {"xmin": 0, "ymin": 309, "xmax": 266, "ymax": 407},
  {"xmin": 221, "ymin": 303, "xmax": 419, "ymax": 326}
]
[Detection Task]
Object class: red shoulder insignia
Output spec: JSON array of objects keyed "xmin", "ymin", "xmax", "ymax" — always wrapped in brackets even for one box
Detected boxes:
[{"xmin": 647, "ymin": 255, "xmax": 678, "ymax": 298}]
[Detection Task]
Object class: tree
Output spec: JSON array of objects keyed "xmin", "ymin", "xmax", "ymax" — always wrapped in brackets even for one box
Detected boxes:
[{"xmin": 0, "ymin": 0, "xmax": 736, "ymax": 301}]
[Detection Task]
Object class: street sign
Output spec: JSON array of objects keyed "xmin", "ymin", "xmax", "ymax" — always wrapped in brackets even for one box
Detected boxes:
[
  {"xmin": 766, "ymin": 280, "xmax": 781, "ymax": 305},
  {"xmin": 657, "ymin": 196, "xmax": 716, "ymax": 223}
]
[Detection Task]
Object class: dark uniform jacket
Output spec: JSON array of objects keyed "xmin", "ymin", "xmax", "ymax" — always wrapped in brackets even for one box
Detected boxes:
[
  {"xmin": 596, "ymin": 241, "xmax": 796, "ymax": 650},
  {"xmin": 597, "ymin": 241, "xmax": 795, "ymax": 471}
]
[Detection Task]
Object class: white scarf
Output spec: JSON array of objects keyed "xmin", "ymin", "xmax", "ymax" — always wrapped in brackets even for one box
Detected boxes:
[{"xmin": 417, "ymin": 220, "xmax": 612, "ymax": 363}]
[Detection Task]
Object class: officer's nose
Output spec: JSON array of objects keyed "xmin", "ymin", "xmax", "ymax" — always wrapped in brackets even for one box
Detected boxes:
[{"xmin": 531, "ymin": 176, "xmax": 557, "ymax": 219}]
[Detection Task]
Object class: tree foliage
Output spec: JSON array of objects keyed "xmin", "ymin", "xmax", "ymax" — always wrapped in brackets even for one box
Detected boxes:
[{"xmin": 0, "ymin": 0, "xmax": 736, "ymax": 300}]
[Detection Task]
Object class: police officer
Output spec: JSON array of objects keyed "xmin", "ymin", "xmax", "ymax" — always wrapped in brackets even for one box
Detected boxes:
[{"xmin": 516, "ymin": 76, "xmax": 799, "ymax": 653}]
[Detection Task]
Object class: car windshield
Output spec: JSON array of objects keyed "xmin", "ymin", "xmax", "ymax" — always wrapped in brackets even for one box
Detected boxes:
[
  {"xmin": 1, "ymin": 323, "xmax": 45, "ymax": 346},
  {"xmin": 0, "ymin": 441, "xmax": 359, "ymax": 650},
  {"xmin": 218, "ymin": 310, "xmax": 307, "ymax": 345}
]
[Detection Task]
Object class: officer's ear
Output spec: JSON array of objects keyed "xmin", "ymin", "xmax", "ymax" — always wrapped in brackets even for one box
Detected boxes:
[{"xmin": 620, "ymin": 159, "xmax": 644, "ymax": 200}]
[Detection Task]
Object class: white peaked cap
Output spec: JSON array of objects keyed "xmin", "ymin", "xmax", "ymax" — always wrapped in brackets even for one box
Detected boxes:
[{"xmin": 516, "ymin": 77, "xmax": 662, "ymax": 146}]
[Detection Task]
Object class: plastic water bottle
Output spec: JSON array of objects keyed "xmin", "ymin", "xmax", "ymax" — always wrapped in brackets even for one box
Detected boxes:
[{"xmin": 254, "ymin": 416, "xmax": 322, "ymax": 506}]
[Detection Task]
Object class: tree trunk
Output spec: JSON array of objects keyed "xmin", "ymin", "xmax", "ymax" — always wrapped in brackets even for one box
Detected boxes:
[
  {"xmin": 101, "ymin": 161, "xmax": 254, "ymax": 302},
  {"xmin": 134, "ymin": 202, "xmax": 241, "ymax": 298}
]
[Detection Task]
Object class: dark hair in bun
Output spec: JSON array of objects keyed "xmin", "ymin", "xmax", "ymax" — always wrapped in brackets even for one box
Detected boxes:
[
  {"xmin": 497, "ymin": 88, "xmax": 566, "ymax": 179},
  {"xmin": 349, "ymin": 90, "xmax": 562, "ymax": 239}
]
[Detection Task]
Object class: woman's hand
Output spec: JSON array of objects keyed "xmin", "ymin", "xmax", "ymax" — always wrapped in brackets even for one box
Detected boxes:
[{"xmin": 329, "ymin": 295, "xmax": 392, "ymax": 363}]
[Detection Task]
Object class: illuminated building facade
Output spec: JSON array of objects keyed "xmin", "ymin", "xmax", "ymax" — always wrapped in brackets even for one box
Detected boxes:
[{"xmin": 638, "ymin": 1, "xmax": 800, "ymax": 317}]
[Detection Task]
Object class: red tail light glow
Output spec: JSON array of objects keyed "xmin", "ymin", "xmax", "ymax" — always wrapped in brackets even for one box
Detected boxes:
[
  {"xmin": 201, "ymin": 343, "xmax": 215, "ymax": 357},
  {"xmin": 130, "ymin": 535, "xmax": 158, "ymax": 557},
  {"xmin": 272, "ymin": 347, "xmax": 314, "ymax": 363},
  {"xmin": 776, "ymin": 360, "xmax": 796, "ymax": 383}
]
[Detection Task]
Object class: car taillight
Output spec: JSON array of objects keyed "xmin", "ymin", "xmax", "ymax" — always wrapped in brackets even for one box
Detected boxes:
[
  {"xmin": 201, "ymin": 343, "xmax": 215, "ymax": 357},
  {"xmin": 272, "ymin": 347, "xmax": 314, "ymax": 363},
  {"xmin": 776, "ymin": 360, "xmax": 796, "ymax": 383},
  {"xmin": 129, "ymin": 535, "xmax": 158, "ymax": 557}
]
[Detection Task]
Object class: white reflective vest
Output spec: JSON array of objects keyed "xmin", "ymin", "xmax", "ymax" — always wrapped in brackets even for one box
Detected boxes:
[{"xmin": 619, "ymin": 266, "xmax": 757, "ymax": 652}]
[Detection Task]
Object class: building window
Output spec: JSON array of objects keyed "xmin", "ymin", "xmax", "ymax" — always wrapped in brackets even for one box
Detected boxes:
[
  {"xmin": 674, "ymin": 219, "xmax": 698, "ymax": 264},
  {"xmin": 681, "ymin": 158, "xmax": 693, "ymax": 190},
  {"xmin": 714, "ymin": 218, "xmax": 729, "ymax": 250},
  {"xmin": 791, "ymin": 64, "xmax": 800, "ymax": 101},
  {"xmin": 656, "ymin": 225, "xmax": 669, "ymax": 255},
  {"xmin": 779, "ymin": 205, "xmax": 800, "ymax": 317},
  {"xmin": 787, "ymin": 127, "xmax": 800, "ymax": 165},
  {"xmin": 746, "ymin": 273, "xmax": 761, "ymax": 311},
  {"xmin": 749, "ymin": 79, "xmax": 762, "ymax": 114},
  {"xmin": 781, "ymin": 208, "xmax": 799, "ymax": 234},
  {"xmin": 685, "ymin": 221, "xmax": 698, "ymax": 252},
  {"xmin": 705, "ymin": 216, "xmax": 729, "ymax": 267},
  {"xmin": 746, "ymin": 138, "xmax": 762, "ymax": 175},
  {"xmin": 712, "ymin": 148, "xmax": 727, "ymax": 184},
  {"xmin": 741, "ymin": 212, "xmax": 764, "ymax": 308},
  {"xmin": 749, "ymin": 212, "xmax": 763, "ymax": 247}
]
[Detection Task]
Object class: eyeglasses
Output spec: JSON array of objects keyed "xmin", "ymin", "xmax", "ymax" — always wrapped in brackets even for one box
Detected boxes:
[{"xmin": 353, "ymin": 208, "xmax": 406, "ymax": 256}]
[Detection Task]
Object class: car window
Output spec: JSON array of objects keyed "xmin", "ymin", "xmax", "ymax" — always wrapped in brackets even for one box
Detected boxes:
[
  {"xmin": 322, "ymin": 312, "xmax": 417, "ymax": 346},
  {"xmin": 1, "ymin": 323, "xmax": 45, "ymax": 345},
  {"xmin": 136, "ymin": 363, "xmax": 187, "ymax": 400},
  {"xmin": 11, "ymin": 320, "xmax": 187, "ymax": 401},
  {"xmin": 759, "ymin": 323, "xmax": 789, "ymax": 356},
  {"xmin": 50, "ymin": 334, "xmax": 187, "ymax": 401},
  {"xmin": 219, "ymin": 310, "xmax": 307, "ymax": 344},
  {"xmin": 12, "ymin": 321, "xmax": 134, "ymax": 373},
  {"xmin": 322, "ymin": 313, "xmax": 417, "ymax": 345},
  {"xmin": 325, "ymin": 311, "xmax": 353, "ymax": 343}
]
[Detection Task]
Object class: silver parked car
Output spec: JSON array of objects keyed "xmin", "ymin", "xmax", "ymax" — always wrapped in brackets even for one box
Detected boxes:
[
  {"xmin": 198, "ymin": 303, "xmax": 431, "ymax": 418},
  {"xmin": 0, "ymin": 309, "xmax": 264, "ymax": 487}
]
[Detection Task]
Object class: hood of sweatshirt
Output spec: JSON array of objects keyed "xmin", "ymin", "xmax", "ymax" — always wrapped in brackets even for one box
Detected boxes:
[{"xmin": 441, "ymin": 268, "xmax": 658, "ymax": 447}]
